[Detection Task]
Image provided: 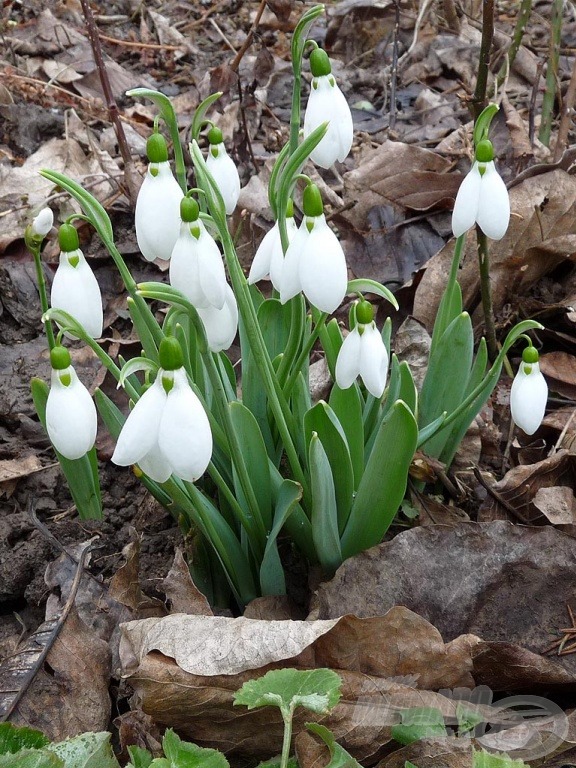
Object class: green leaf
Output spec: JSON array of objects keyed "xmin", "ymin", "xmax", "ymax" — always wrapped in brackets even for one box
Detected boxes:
[
  {"xmin": 306, "ymin": 723, "xmax": 363, "ymax": 768},
  {"xmin": 346, "ymin": 279, "xmax": 399, "ymax": 310},
  {"xmin": 234, "ymin": 668, "xmax": 342, "ymax": 719},
  {"xmin": 472, "ymin": 749, "xmax": 529, "ymax": 768},
  {"xmin": 397, "ymin": 361, "xmax": 417, "ymax": 416},
  {"xmin": 127, "ymin": 745, "xmax": 153, "ymax": 768},
  {"xmin": 191, "ymin": 92, "xmax": 223, "ymax": 141},
  {"xmin": 0, "ymin": 750, "xmax": 63, "ymax": 768},
  {"xmin": 318, "ymin": 317, "xmax": 344, "ymax": 379},
  {"xmin": 309, "ymin": 434, "xmax": 342, "ymax": 573},
  {"xmin": 405, "ymin": 762, "xmax": 420, "ymax": 768},
  {"xmin": 128, "ymin": 296, "xmax": 161, "ymax": 364},
  {"xmin": 162, "ymin": 729, "xmax": 229, "ymax": 768},
  {"xmin": 391, "ymin": 707, "xmax": 447, "ymax": 745},
  {"xmin": 256, "ymin": 758, "xmax": 298, "ymax": 768},
  {"xmin": 341, "ymin": 400, "xmax": 418, "ymax": 559},
  {"xmin": 31, "ymin": 378, "xmax": 102, "ymax": 520},
  {"xmin": 328, "ymin": 384, "xmax": 363, "ymax": 490},
  {"xmin": 0, "ymin": 724, "xmax": 49, "ymax": 754},
  {"xmin": 260, "ymin": 480, "xmax": 302, "ymax": 596},
  {"xmin": 48, "ymin": 732, "xmax": 121, "ymax": 768}
]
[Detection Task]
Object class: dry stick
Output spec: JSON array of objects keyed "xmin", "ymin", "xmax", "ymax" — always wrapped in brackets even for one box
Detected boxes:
[
  {"xmin": 539, "ymin": 0, "xmax": 563, "ymax": 147},
  {"xmin": 554, "ymin": 54, "xmax": 576, "ymax": 161},
  {"xmin": 471, "ymin": 0, "xmax": 495, "ymax": 121},
  {"xmin": 442, "ymin": 0, "xmax": 461, "ymax": 34},
  {"xmin": 496, "ymin": 0, "xmax": 532, "ymax": 89},
  {"xmin": 79, "ymin": 0, "xmax": 137, "ymax": 205},
  {"xmin": 230, "ymin": 0, "xmax": 267, "ymax": 72},
  {"xmin": 389, "ymin": 1, "xmax": 401, "ymax": 132}
]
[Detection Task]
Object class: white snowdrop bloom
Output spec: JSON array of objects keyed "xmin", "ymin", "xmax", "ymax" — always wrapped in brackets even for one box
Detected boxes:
[
  {"xmin": 452, "ymin": 139, "xmax": 510, "ymax": 241},
  {"xmin": 51, "ymin": 224, "xmax": 103, "ymax": 339},
  {"xmin": 248, "ymin": 214, "xmax": 298, "ymax": 292},
  {"xmin": 303, "ymin": 48, "xmax": 353, "ymax": 169},
  {"xmin": 135, "ymin": 162, "xmax": 183, "ymax": 261},
  {"xmin": 112, "ymin": 339, "xmax": 212, "ymax": 483},
  {"xmin": 46, "ymin": 347, "xmax": 97, "ymax": 460},
  {"xmin": 169, "ymin": 200, "xmax": 227, "ymax": 310},
  {"xmin": 279, "ymin": 220, "xmax": 311, "ymax": 305},
  {"xmin": 197, "ymin": 283, "xmax": 238, "ymax": 353},
  {"xmin": 335, "ymin": 304, "xmax": 389, "ymax": 397},
  {"xmin": 32, "ymin": 207, "xmax": 54, "ymax": 236},
  {"xmin": 510, "ymin": 350, "xmax": 548, "ymax": 436},
  {"xmin": 205, "ymin": 127, "xmax": 241, "ymax": 216}
]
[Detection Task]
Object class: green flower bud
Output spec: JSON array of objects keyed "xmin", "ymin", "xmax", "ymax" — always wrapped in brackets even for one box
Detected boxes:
[
  {"xmin": 207, "ymin": 126, "xmax": 223, "ymax": 146},
  {"xmin": 58, "ymin": 223, "xmax": 80, "ymax": 252},
  {"xmin": 50, "ymin": 345, "xmax": 71, "ymax": 371},
  {"xmin": 302, "ymin": 183, "xmax": 323, "ymax": 218},
  {"xmin": 310, "ymin": 48, "xmax": 332, "ymax": 77},
  {"xmin": 356, "ymin": 299, "xmax": 374, "ymax": 325},
  {"xmin": 475, "ymin": 138, "xmax": 494, "ymax": 164},
  {"xmin": 159, "ymin": 336, "xmax": 184, "ymax": 371},
  {"xmin": 180, "ymin": 196, "xmax": 200, "ymax": 223},
  {"xmin": 522, "ymin": 345, "xmax": 539, "ymax": 364},
  {"xmin": 146, "ymin": 132, "xmax": 169, "ymax": 163}
]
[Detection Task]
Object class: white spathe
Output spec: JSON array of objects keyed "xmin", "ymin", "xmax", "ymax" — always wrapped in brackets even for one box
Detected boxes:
[
  {"xmin": 51, "ymin": 248, "xmax": 103, "ymax": 339},
  {"xmin": 206, "ymin": 143, "xmax": 241, "ymax": 216},
  {"xmin": 304, "ymin": 75, "xmax": 353, "ymax": 169},
  {"xmin": 135, "ymin": 162, "xmax": 183, "ymax": 261},
  {"xmin": 197, "ymin": 283, "xmax": 238, "ymax": 353},
  {"xmin": 169, "ymin": 221, "xmax": 227, "ymax": 310},
  {"xmin": 112, "ymin": 367, "xmax": 212, "ymax": 483},
  {"xmin": 32, "ymin": 207, "xmax": 54, "ymax": 236},
  {"xmin": 248, "ymin": 217, "xmax": 298, "ymax": 292},
  {"xmin": 452, "ymin": 160, "xmax": 510, "ymax": 240},
  {"xmin": 335, "ymin": 323, "xmax": 389, "ymax": 397},
  {"xmin": 46, "ymin": 366, "xmax": 97, "ymax": 460},
  {"xmin": 510, "ymin": 361, "xmax": 548, "ymax": 435}
]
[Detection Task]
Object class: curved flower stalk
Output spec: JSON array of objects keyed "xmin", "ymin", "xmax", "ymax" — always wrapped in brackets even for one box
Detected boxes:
[
  {"xmin": 205, "ymin": 126, "xmax": 240, "ymax": 216},
  {"xmin": 51, "ymin": 223, "xmax": 103, "ymax": 339},
  {"xmin": 46, "ymin": 345, "xmax": 98, "ymax": 460},
  {"xmin": 169, "ymin": 197, "xmax": 227, "ymax": 310},
  {"xmin": 135, "ymin": 132, "xmax": 183, "ymax": 261},
  {"xmin": 335, "ymin": 300, "xmax": 389, "ymax": 397},
  {"xmin": 281, "ymin": 183, "xmax": 347, "ymax": 313},
  {"xmin": 303, "ymin": 48, "xmax": 353, "ymax": 169},
  {"xmin": 248, "ymin": 201, "xmax": 298, "ymax": 291},
  {"xmin": 510, "ymin": 344, "xmax": 548, "ymax": 435},
  {"xmin": 112, "ymin": 338, "xmax": 212, "ymax": 483},
  {"xmin": 452, "ymin": 138, "xmax": 510, "ymax": 240}
]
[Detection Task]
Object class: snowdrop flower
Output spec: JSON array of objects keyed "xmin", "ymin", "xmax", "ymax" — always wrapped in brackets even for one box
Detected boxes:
[
  {"xmin": 135, "ymin": 132, "xmax": 183, "ymax": 261},
  {"xmin": 280, "ymin": 184, "xmax": 348, "ymax": 314},
  {"xmin": 510, "ymin": 345, "xmax": 548, "ymax": 435},
  {"xmin": 51, "ymin": 223, "xmax": 103, "ymax": 339},
  {"xmin": 452, "ymin": 139, "xmax": 510, "ymax": 240},
  {"xmin": 205, "ymin": 127, "xmax": 240, "ymax": 216},
  {"xmin": 197, "ymin": 283, "xmax": 238, "ymax": 353},
  {"xmin": 248, "ymin": 201, "xmax": 298, "ymax": 291},
  {"xmin": 112, "ymin": 337, "xmax": 212, "ymax": 483},
  {"xmin": 46, "ymin": 346, "xmax": 97, "ymax": 460},
  {"xmin": 169, "ymin": 197, "xmax": 227, "ymax": 310},
  {"xmin": 335, "ymin": 301, "xmax": 389, "ymax": 397},
  {"xmin": 32, "ymin": 207, "xmax": 54, "ymax": 237},
  {"xmin": 303, "ymin": 48, "xmax": 353, "ymax": 169}
]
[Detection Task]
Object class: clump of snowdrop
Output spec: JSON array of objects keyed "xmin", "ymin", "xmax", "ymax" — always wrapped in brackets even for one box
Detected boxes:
[
  {"xmin": 112, "ymin": 337, "xmax": 212, "ymax": 483},
  {"xmin": 452, "ymin": 138, "xmax": 510, "ymax": 241},
  {"xmin": 205, "ymin": 126, "xmax": 241, "ymax": 216},
  {"xmin": 510, "ymin": 344, "xmax": 548, "ymax": 435},
  {"xmin": 303, "ymin": 48, "xmax": 353, "ymax": 169},
  {"xmin": 280, "ymin": 183, "xmax": 348, "ymax": 314},
  {"xmin": 46, "ymin": 345, "xmax": 98, "ymax": 460},
  {"xmin": 50, "ymin": 223, "xmax": 103, "ymax": 339},
  {"xmin": 335, "ymin": 300, "xmax": 389, "ymax": 397},
  {"xmin": 135, "ymin": 132, "xmax": 183, "ymax": 261},
  {"xmin": 248, "ymin": 200, "xmax": 298, "ymax": 292}
]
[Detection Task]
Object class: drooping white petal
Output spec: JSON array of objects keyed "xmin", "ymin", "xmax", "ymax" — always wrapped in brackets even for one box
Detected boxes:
[
  {"xmin": 32, "ymin": 208, "xmax": 54, "ymax": 236},
  {"xmin": 270, "ymin": 216, "xmax": 298, "ymax": 293},
  {"xmin": 280, "ymin": 222, "xmax": 310, "ymax": 304},
  {"xmin": 335, "ymin": 327, "xmax": 362, "ymax": 390},
  {"xmin": 476, "ymin": 161, "xmax": 510, "ymax": 241},
  {"xmin": 135, "ymin": 162, "xmax": 183, "ymax": 262},
  {"xmin": 451, "ymin": 162, "xmax": 482, "ymax": 238},
  {"xmin": 46, "ymin": 366, "xmax": 97, "ymax": 460},
  {"xmin": 510, "ymin": 362, "xmax": 548, "ymax": 436},
  {"xmin": 137, "ymin": 442, "xmax": 173, "ymax": 484},
  {"xmin": 158, "ymin": 368, "xmax": 213, "ymax": 482},
  {"xmin": 304, "ymin": 76, "xmax": 353, "ymax": 169},
  {"xmin": 248, "ymin": 225, "xmax": 276, "ymax": 284},
  {"xmin": 359, "ymin": 323, "xmax": 389, "ymax": 397},
  {"xmin": 197, "ymin": 283, "xmax": 238, "ymax": 352},
  {"xmin": 206, "ymin": 144, "xmax": 241, "ymax": 216},
  {"xmin": 112, "ymin": 377, "xmax": 166, "ymax": 467},
  {"xmin": 51, "ymin": 249, "xmax": 103, "ymax": 339},
  {"xmin": 169, "ymin": 222, "xmax": 226, "ymax": 310},
  {"xmin": 299, "ymin": 215, "xmax": 348, "ymax": 313}
]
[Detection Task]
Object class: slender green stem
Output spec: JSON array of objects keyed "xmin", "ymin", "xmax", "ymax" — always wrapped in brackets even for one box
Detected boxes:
[
  {"xmin": 283, "ymin": 311, "xmax": 328, "ymax": 397},
  {"xmin": 476, "ymin": 227, "xmax": 498, "ymax": 361},
  {"xmin": 471, "ymin": 0, "xmax": 494, "ymax": 120},
  {"xmin": 276, "ymin": 296, "xmax": 306, "ymax": 386},
  {"xmin": 280, "ymin": 707, "xmax": 295, "ymax": 768},
  {"xmin": 539, "ymin": 0, "xmax": 563, "ymax": 146},
  {"xmin": 497, "ymin": 0, "xmax": 532, "ymax": 88},
  {"xmin": 30, "ymin": 244, "xmax": 55, "ymax": 350}
]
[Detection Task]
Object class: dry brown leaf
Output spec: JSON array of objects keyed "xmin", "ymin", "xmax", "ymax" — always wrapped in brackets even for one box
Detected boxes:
[
  {"xmin": 161, "ymin": 548, "xmax": 213, "ymax": 616},
  {"xmin": 244, "ymin": 595, "xmax": 303, "ymax": 620},
  {"xmin": 108, "ymin": 532, "xmax": 166, "ymax": 618},
  {"xmin": 377, "ymin": 737, "xmax": 472, "ymax": 768},
  {"xmin": 295, "ymin": 729, "xmax": 331, "ymax": 768},
  {"xmin": 0, "ymin": 455, "xmax": 43, "ymax": 485},
  {"xmin": 532, "ymin": 486, "xmax": 576, "ymax": 525},
  {"xmin": 539, "ymin": 351, "xmax": 576, "ymax": 399}
]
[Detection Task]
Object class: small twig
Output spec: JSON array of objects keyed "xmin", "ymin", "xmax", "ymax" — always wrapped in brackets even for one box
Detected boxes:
[
  {"xmin": 476, "ymin": 227, "xmax": 498, "ymax": 362},
  {"xmin": 97, "ymin": 32, "xmax": 183, "ymax": 51},
  {"xmin": 230, "ymin": 0, "xmax": 267, "ymax": 72},
  {"xmin": 237, "ymin": 78, "xmax": 258, "ymax": 174},
  {"xmin": 539, "ymin": 0, "xmax": 563, "ymax": 146},
  {"xmin": 209, "ymin": 17, "xmax": 237, "ymax": 54},
  {"xmin": 389, "ymin": 1, "xmax": 401, "ymax": 131},
  {"xmin": 528, "ymin": 59, "xmax": 545, "ymax": 146},
  {"xmin": 442, "ymin": 0, "xmax": 461, "ymax": 34},
  {"xmin": 472, "ymin": 467, "xmax": 531, "ymax": 524},
  {"xmin": 554, "ymin": 54, "xmax": 576, "ymax": 161},
  {"xmin": 496, "ymin": 0, "xmax": 532, "ymax": 88},
  {"xmin": 471, "ymin": 0, "xmax": 495, "ymax": 121}
]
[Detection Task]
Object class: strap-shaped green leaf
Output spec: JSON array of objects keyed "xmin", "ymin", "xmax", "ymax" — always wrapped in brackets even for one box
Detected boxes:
[
  {"xmin": 347, "ymin": 278, "xmax": 399, "ymax": 310},
  {"xmin": 341, "ymin": 400, "xmax": 418, "ymax": 558},
  {"xmin": 260, "ymin": 480, "xmax": 302, "ymax": 596},
  {"xmin": 329, "ymin": 383, "xmax": 364, "ymax": 490},
  {"xmin": 318, "ymin": 316, "xmax": 344, "ymax": 379},
  {"xmin": 31, "ymin": 378, "xmax": 102, "ymax": 521},
  {"xmin": 309, "ymin": 433, "xmax": 343, "ymax": 573}
]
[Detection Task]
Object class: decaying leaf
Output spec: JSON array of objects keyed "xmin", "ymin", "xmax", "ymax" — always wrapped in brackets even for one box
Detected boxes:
[{"xmin": 161, "ymin": 548, "xmax": 213, "ymax": 616}]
